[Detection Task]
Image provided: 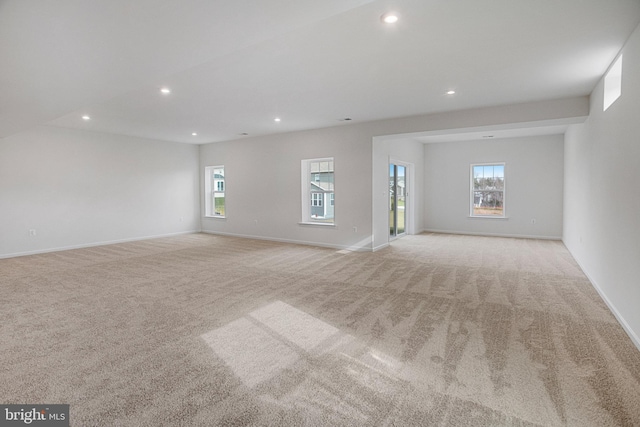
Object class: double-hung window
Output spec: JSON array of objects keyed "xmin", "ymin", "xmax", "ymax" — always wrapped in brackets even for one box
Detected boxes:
[
  {"xmin": 471, "ymin": 163, "xmax": 505, "ymax": 217},
  {"xmin": 205, "ymin": 165, "xmax": 225, "ymax": 218},
  {"xmin": 301, "ymin": 158, "xmax": 334, "ymax": 224}
]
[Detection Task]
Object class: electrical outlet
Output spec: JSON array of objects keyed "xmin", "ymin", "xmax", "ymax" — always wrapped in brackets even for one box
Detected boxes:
[
  {"xmin": 28, "ymin": 229, "xmax": 37, "ymax": 237},
  {"xmin": 353, "ymin": 226, "xmax": 357, "ymax": 233}
]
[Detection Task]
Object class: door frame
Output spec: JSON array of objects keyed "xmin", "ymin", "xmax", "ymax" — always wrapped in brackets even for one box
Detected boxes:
[{"xmin": 389, "ymin": 158, "xmax": 413, "ymax": 241}]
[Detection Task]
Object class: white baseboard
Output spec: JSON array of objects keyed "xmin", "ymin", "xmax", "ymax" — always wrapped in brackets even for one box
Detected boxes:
[
  {"xmin": 423, "ymin": 228, "xmax": 562, "ymax": 240},
  {"xmin": 565, "ymin": 248, "xmax": 640, "ymax": 351},
  {"xmin": 372, "ymin": 243, "xmax": 390, "ymax": 252},
  {"xmin": 0, "ymin": 230, "xmax": 201, "ymax": 259},
  {"xmin": 201, "ymin": 229, "xmax": 373, "ymax": 252}
]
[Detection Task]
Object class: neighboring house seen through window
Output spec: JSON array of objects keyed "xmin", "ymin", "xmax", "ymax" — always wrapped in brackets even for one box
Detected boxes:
[
  {"xmin": 471, "ymin": 163, "xmax": 505, "ymax": 217},
  {"xmin": 205, "ymin": 165, "xmax": 225, "ymax": 217},
  {"xmin": 301, "ymin": 158, "xmax": 334, "ymax": 224}
]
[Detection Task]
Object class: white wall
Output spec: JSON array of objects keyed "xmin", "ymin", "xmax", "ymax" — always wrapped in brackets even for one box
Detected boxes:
[
  {"xmin": 0, "ymin": 126, "xmax": 200, "ymax": 257},
  {"xmin": 564, "ymin": 23, "xmax": 640, "ymax": 347},
  {"xmin": 200, "ymin": 97, "xmax": 587, "ymax": 252},
  {"xmin": 369, "ymin": 97, "xmax": 585, "ymax": 250},
  {"xmin": 422, "ymin": 135, "xmax": 564, "ymax": 239},
  {"xmin": 199, "ymin": 125, "xmax": 374, "ymax": 251},
  {"xmin": 0, "ymin": 98, "xmax": 587, "ymax": 257}
]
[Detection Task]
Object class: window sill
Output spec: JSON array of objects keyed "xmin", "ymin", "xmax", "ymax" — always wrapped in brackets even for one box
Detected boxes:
[
  {"xmin": 204, "ymin": 215, "xmax": 226, "ymax": 219},
  {"xmin": 298, "ymin": 222, "xmax": 335, "ymax": 227},
  {"xmin": 468, "ymin": 216, "xmax": 508, "ymax": 220}
]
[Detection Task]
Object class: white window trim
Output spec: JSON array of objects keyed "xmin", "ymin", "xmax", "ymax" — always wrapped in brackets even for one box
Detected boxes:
[
  {"xmin": 469, "ymin": 162, "xmax": 506, "ymax": 219},
  {"xmin": 301, "ymin": 157, "xmax": 335, "ymax": 225},
  {"xmin": 204, "ymin": 165, "xmax": 225, "ymax": 218},
  {"xmin": 311, "ymin": 192, "xmax": 323, "ymax": 207}
]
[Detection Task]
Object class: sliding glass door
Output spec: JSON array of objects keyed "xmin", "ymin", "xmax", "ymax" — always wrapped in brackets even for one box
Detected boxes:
[{"xmin": 389, "ymin": 163, "xmax": 406, "ymax": 238}]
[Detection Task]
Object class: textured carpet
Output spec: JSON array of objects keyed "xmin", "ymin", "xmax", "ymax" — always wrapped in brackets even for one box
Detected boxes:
[{"xmin": 1, "ymin": 232, "xmax": 639, "ymax": 426}]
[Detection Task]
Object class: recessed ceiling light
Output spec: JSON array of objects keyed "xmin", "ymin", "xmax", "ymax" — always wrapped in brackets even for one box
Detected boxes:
[
  {"xmin": 447, "ymin": 90, "xmax": 456, "ymax": 95},
  {"xmin": 381, "ymin": 12, "xmax": 399, "ymax": 24},
  {"xmin": 160, "ymin": 87, "xmax": 171, "ymax": 95},
  {"xmin": 274, "ymin": 117, "xmax": 281, "ymax": 122},
  {"xmin": 82, "ymin": 115, "xmax": 91, "ymax": 120},
  {"xmin": 191, "ymin": 132, "xmax": 198, "ymax": 136}
]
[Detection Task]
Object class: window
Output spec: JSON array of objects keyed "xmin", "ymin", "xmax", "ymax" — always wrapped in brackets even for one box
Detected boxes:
[
  {"xmin": 471, "ymin": 163, "xmax": 505, "ymax": 217},
  {"xmin": 301, "ymin": 158, "xmax": 334, "ymax": 224},
  {"xmin": 204, "ymin": 165, "xmax": 225, "ymax": 217},
  {"xmin": 603, "ymin": 55, "xmax": 622, "ymax": 111}
]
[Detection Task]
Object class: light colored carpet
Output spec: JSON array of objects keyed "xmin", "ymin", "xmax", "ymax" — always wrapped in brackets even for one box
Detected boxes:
[{"xmin": 1, "ymin": 232, "xmax": 639, "ymax": 426}]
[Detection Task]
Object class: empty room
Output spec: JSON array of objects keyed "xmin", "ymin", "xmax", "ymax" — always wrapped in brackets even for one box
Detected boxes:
[{"xmin": 1, "ymin": 1, "xmax": 640, "ymax": 426}]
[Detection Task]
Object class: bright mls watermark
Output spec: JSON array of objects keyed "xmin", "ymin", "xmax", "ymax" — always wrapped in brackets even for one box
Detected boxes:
[{"xmin": 1, "ymin": 405, "xmax": 69, "ymax": 426}]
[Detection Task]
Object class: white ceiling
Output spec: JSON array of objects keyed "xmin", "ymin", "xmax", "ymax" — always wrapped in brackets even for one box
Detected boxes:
[
  {"xmin": 2, "ymin": 0, "xmax": 640, "ymax": 144},
  {"xmin": 413, "ymin": 124, "xmax": 571, "ymax": 144}
]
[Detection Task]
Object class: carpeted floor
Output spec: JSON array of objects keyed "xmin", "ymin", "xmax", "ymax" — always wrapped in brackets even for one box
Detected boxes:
[{"xmin": 1, "ymin": 232, "xmax": 639, "ymax": 426}]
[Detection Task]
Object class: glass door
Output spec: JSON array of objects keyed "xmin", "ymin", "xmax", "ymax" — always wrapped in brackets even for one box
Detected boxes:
[{"xmin": 389, "ymin": 163, "xmax": 406, "ymax": 238}]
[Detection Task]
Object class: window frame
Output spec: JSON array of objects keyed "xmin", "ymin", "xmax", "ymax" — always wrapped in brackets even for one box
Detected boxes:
[
  {"xmin": 470, "ymin": 162, "xmax": 506, "ymax": 218},
  {"xmin": 204, "ymin": 165, "xmax": 226, "ymax": 218},
  {"xmin": 311, "ymin": 192, "xmax": 323, "ymax": 207},
  {"xmin": 301, "ymin": 157, "xmax": 335, "ymax": 225}
]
